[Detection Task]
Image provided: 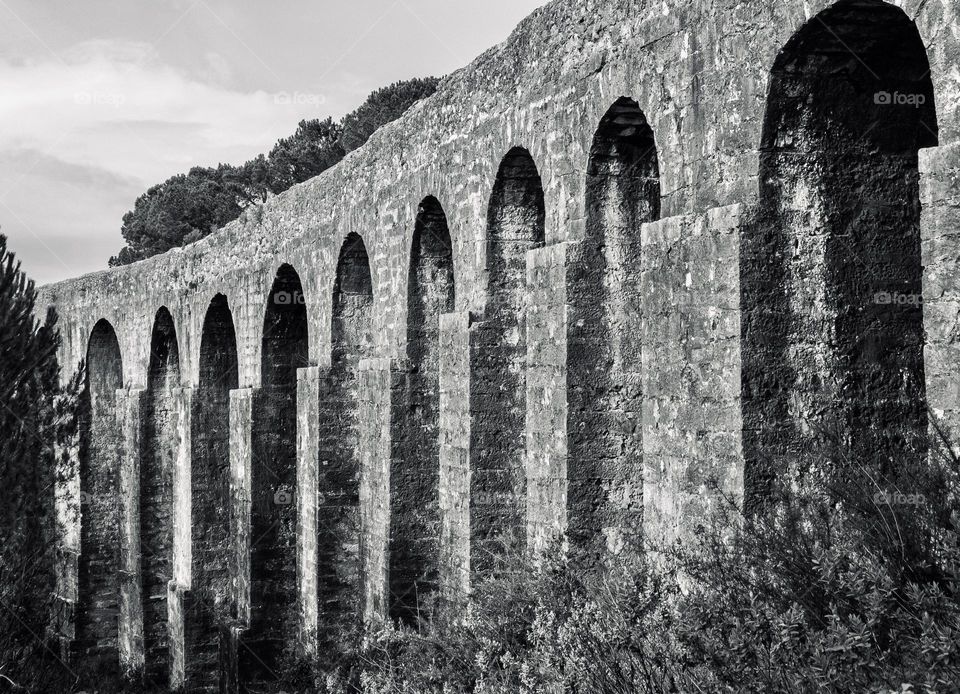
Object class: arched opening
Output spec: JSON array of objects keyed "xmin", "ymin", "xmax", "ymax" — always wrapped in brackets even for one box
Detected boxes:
[
  {"xmin": 471, "ymin": 147, "xmax": 545, "ymax": 576},
  {"xmin": 391, "ymin": 197, "xmax": 455, "ymax": 624},
  {"xmin": 317, "ymin": 233, "xmax": 373, "ymax": 646},
  {"xmin": 76, "ymin": 319, "xmax": 123, "ymax": 665},
  {"xmin": 141, "ymin": 306, "xmax": 181, "ymax": 684},
  {"xmin": 743, "ymin": 0, "xmax": 938, "ymax": 507},
  {"xmin": 186, "ymin": 294, "xmax": 238, "ymax": 691},
  {"xmin": 244, "ymin": 265, "xmax": 308, "ymax": 685},
  {"xmin": 568, "ymin": 97, "xmax": 659, "ymax": 559}
]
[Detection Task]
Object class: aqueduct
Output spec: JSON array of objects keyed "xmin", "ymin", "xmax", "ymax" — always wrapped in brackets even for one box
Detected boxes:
[{"xmin": 37, "ymin": 0, "xmax": 960, "ymax": 689}]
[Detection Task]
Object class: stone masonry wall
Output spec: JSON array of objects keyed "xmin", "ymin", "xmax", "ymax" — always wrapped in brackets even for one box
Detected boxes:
[
  {"xmin": 641, "ymin": 206, "xmax": 743, "ymax": 547},
  {"xmin": 35, "ymin": 0, "xmax": 960, "ymax": 689}
]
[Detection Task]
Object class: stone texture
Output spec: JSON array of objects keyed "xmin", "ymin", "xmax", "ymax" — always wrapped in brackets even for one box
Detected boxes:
[
  {"xmin": 921, "ymin": 143, "xmax": 960, "ymax": 442},
  {"xmin": 358, "ymin": 358, "xmax": 392, "ymax": 625},
  {"xmin": 641, "ymin": 206, "xmax": 743, "ymax": 547},
  {"xmin": 438, "ymin": 311, "xmax": 471, "ymax": 606},
  {"xmin": 296, "ymin": 366, "xmax": 321, "ymax": 656},
  {"xmin": 36, "ymin": 0, "xmax": 960, "ymax": 688},
  {"xmin": 117, "ymin": 388, "xmax": 145, "ymax": 676}
]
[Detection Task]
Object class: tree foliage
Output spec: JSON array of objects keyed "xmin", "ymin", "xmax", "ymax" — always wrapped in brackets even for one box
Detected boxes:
[
  {"xmin": 110, "ymin": 77, "xmax": 439, "ymax": 266},
  {"xmin": 339, "ymin": 77, "xmax": 439, "ymax": 153},
  {"xmin": 112, "ymin": 166, "xmax": 247, "ymax": 265},
  {"xmin": 0, "ymin": 234, "xmax": 83, "ymax": 691}
]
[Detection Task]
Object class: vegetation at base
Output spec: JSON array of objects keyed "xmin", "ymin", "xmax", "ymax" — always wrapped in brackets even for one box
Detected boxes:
[
  {"xmin": 109, "ymin": 77, "xmax": 439, "ymax": 266},
  {"xmin": 288, "ymin": 429, "xmax": 960, "ymax": 693}
]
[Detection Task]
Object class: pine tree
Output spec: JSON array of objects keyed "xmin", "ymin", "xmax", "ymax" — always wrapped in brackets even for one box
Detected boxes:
[
  {"xmin": 0, "ymin": 234, "xmax": 81, "ymax": 689},
  {"xmin": 110, "ymin": 77, "xmax": 440, "ymax": 265}
]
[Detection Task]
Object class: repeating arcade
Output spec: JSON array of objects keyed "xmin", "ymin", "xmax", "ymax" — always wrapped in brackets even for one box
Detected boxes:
[{"xmin": 45, "ymin": 0, "xmax": 956, "ymax": 691}]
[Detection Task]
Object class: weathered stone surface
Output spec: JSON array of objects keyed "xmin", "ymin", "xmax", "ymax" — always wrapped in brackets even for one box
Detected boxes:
[
  {"xmin": 38, "ymin": 0, "xmax": 960, "ymax": 688},
  {"xmin": 296, "ymin": 366, "xmax": 321, "ymax": 657},
  {"xmin": 922, "ymin": 143, "xmax": 960, "ymax": 443},
  {"xmin": 439, "ymin": 311, "xmax": 471, "ymax": 606},
  {"xmin": 117, "ymin": 388, "xmax": 145, "ymax": 676},
  {"xmin": 359, "ymin": 358, "xmax": 392, "ymax": 625},
  {"xmin": 641, "ymin": 207, "xmax": 743, "ymax": 547}
]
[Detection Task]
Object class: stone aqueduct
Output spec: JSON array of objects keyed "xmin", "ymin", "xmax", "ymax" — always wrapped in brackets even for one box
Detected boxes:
[{"xmin": 35, "ymin": 0, "xmax": 960, "ymax": 689}]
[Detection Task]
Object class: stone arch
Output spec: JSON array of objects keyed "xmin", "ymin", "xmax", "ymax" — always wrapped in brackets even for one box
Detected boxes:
[
  {"xmin": 76, "ymin": 318, "xmax": 124, "ymax": 666},
  {"xmin": 567, "ymin": 97, "xmax": 660, "ymax": 559},
  {"xmin": 185, "ymin": 293, "xmax": 238, "ymax": 690},
  {"xmin": 390, "ymin": 197, "xmax": 455, "ymax": 624},
  {"xmin": 141, "ymin": 306, "xmax": 181, "ymax": 684},
  {"xmin": 742, "ymin": 0, "xmax": 938, "ymax": 507},
  {"xmin": 317, "ymin": 232, "xmax": 373, "ymax": 646},
  {"xmin": 244, "ymin": 264, "xmax": 309, "ymax": 686},
  {"xmin": 470, "ymin": 146, "xmax": 545, "ymax": 577}
]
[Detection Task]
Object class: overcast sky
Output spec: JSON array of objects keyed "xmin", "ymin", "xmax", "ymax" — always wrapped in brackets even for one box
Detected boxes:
[{"xmin": 0, "ymin": 0, "xmax": 546, "ymax": 285}]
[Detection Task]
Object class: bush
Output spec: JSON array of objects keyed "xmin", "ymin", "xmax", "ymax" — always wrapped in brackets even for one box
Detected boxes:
[{"xmin": 344, "ymin": 422, "xmax": 960, "ymax": 693}]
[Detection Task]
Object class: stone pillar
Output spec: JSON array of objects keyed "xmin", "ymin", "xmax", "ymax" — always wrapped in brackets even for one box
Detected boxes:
[
  {"xmin": 525, "ymin": 243, "xmax": 569, "ymax": 556},
  {"xmin": 117, "ymin": 387, "xmax": 145, "ymax": 676},
  {"xmin": 920, "ymin": 143, "xmax": 960, "ymax": 442},
  {"xmin": 438, "ymin": 311, "xmax": 470, "ymax": 607},
  {"xmin": 296, "ymin": 367, "xmax": 320, "ymax": 656},
  {"xmin": 52, "ymin": 421, "xmax": 81, "ymax": 655},
  {"xmin": 167, "ymin": 386, "xmax": 192, "ymax": 689},
  {"xmin": 641, "ymin": 206, "xmax": 744, "ymax": 548},
  {"xmin": 358, "ymin": 358, "xmax": 392, "ymax": 625},
  {"xmin": 225, "ymin": 387, "xmax": 254, "ymax": 692}
]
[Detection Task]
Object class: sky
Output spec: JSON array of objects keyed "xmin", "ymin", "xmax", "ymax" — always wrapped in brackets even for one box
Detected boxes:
[{"xmin": 0, "ymin": 0, "xmax": 547, "ymax": 285}]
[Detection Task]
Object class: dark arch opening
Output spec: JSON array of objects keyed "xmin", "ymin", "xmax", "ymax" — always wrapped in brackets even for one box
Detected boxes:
[
  {"xmin": 186, "ymin": 294, "xmax": 238, "ymax": 691},
  {"xmin": 317, "ymin": 232, "xmax": 373, "ymax": 648},
  {"xmin": 471, "ymin": 147, "xmax": 545, "ymax": 577},
  {"xmin": 76, "ymin": 319, "xmax": 123, "ymax": 666},
  {"xmin": 568, "ymin": 97, "xmax": 659, "ymax": 561},
  {"xmin": 744, "ymin": 0, "xmax": 938, "ymax": 508},
  {"xmin": 244, "ymin": 265, "xmax": 309, "ymax": 686},
  {"xmin": 141, "ymin": 306, "xmax": 181, "ymax": 685},
  {"xmin": 390, "ymin": 197, "xmax": 455, "ymax": 624}
]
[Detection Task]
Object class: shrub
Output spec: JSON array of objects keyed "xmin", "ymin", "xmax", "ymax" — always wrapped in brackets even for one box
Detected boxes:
[{"xmin": 347, "ymin": 421, "xmax": 960, "ymax": 693}]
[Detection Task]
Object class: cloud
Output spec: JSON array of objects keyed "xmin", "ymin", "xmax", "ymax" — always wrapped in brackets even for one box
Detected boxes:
[
  {"xmin": 0, "ymin": 39, "xmax": 327, "ymax": 283},
  {"xmin": 0, "ymin": 39, "xmax": 324, "ymax": 183},
  {"xmin": 0, "ymin": 149, "xmax": 143, "ymax": 283}
]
